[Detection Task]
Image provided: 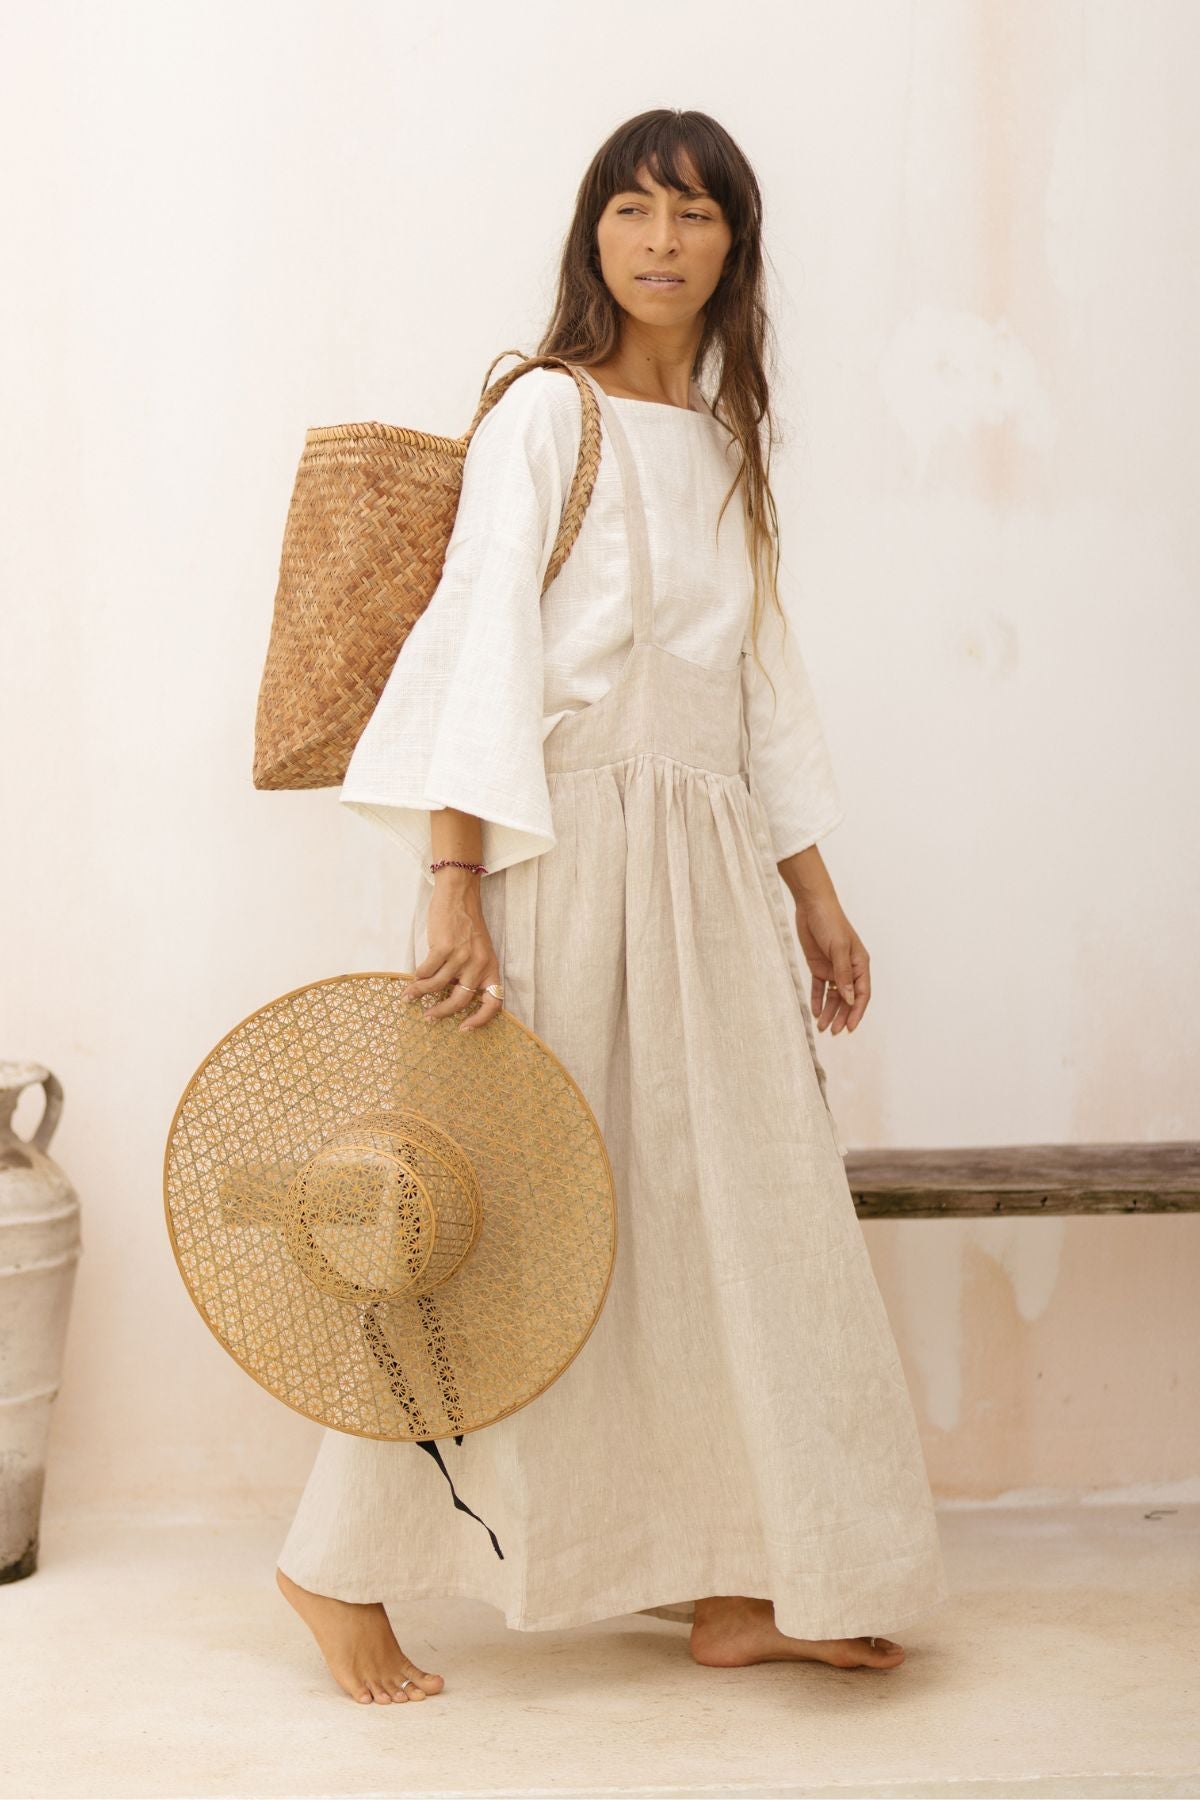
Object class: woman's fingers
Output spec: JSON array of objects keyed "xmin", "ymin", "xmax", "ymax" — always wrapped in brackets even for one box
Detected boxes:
[
  {"xmin": 423, "ymin": 979, "xmax": 480, "ymax": 1022},
  {"xmin": 416, "ymin": 975, "xmax": 488, "ymax": 1023},
  {"xmin": 399, "ymin": 955, "xmax": 455, "ymax": 1007},
  {"xmin": 827, "ymin": 962, "xmax": 871, "ymax": 1034},
  {"xmin": 400, "ymin": 962, "xmax": 504, "ymax": 1030},
  {"xmin": 457, "ymin": 991, "xmax": 503, "ymax": 1033},
  {"xmin": 829, "ymin": 988, "xmax": 855, "ymax": 1034},
  {"xmin": 814, "ymin": 964, "xmax": 870, "ymax": 1033},
  {"xmin": 815, "ymin": 978, "xmax": 849, "ymax": 1033},
  {"xmin": 849, "ymin": 961, "xmax": 871, "ymax": 1028}
]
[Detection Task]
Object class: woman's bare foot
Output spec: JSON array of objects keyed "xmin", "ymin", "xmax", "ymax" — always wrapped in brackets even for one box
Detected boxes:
[
  {"xmin": 276, "ymin": 1566, "xmax": 446, "ymax": 1704},
  {"xmin": 689, "ymin": 1595, "xmax": 906, "ymax": 1670}
]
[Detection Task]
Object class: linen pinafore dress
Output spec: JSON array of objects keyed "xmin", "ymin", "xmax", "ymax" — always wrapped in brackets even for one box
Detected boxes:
[{"xmin": 275, "ymin": 372, "xmax": 950, "ymax": 1641}]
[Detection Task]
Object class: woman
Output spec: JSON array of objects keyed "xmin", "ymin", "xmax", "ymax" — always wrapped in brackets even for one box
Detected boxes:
[{"xmin": 276, "ymin": 107, "xmax": 950, "ymax": 1705}]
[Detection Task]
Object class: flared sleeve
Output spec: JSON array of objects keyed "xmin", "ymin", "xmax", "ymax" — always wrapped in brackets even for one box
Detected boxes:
[
  {"xmin": 338, "ymin": 367, "xmax": 582, "ymax": 884},
  {"xmin": 741, "ymin": 595, "xmax": 846, "ymax": 862}
]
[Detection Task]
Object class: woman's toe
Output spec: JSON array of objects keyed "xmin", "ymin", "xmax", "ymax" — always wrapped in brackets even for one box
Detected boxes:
[{"xmin": 397, "ymin": 1657, "xmax": 443, "ymax": 1694}]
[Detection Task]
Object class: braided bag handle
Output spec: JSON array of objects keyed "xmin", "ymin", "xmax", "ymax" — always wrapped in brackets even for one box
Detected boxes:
[{"xmin": 467, "ymin": 350, "xmax": 603, "ymax": 594}]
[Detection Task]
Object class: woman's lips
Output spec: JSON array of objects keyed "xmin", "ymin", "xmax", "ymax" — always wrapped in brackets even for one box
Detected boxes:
[{"xmin": 635, "ymin": 275, "xmax": 684, "ymax": 288}]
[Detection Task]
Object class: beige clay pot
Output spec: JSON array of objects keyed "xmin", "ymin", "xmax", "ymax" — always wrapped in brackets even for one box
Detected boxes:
[{"xmin": 0, "ymin": 1061, "xmax": 81, "ymax": 1583}]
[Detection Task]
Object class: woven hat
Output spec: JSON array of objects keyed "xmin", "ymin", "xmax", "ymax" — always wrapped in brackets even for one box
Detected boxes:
[{"xmin": 163, "ymin": 971, "xmax": 617, "ymax": 1557}]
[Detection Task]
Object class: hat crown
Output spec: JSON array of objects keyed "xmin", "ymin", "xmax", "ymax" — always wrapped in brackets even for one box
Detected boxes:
[{"xmin": 282, "ymin": 1108, "xmax": 482, "ymax": 1305}]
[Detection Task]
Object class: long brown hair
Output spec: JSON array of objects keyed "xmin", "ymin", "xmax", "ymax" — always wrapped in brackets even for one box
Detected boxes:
[{"xmin": 535, "ymin": 108, "xmax": 788, "ymax": 702}]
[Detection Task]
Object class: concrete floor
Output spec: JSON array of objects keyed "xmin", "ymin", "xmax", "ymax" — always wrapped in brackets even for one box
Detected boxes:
[{"xmin": 1, "ymin": 1502, "xmax": 1197, "ymax": 1800}]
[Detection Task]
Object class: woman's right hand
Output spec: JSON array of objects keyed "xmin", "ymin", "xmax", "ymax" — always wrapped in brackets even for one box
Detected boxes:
[{"xmin": 399, "ymin": 871, "xmax": 504, "ymax": 1032}]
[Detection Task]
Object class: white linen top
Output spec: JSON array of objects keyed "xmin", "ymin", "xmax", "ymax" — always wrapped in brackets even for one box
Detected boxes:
[{"xmin": 339, "ymin": 365, "xmax": 845, "ymax": 884}]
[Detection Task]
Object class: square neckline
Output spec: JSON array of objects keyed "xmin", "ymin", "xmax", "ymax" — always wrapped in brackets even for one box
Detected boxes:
[
  {"xmin": 604, "ymin": 392, "xmax": 727, "ymax": 427},
  {"xmin": 608, "ymin": 395, "xmax": 722, "ymax": 420},
  {"xmin": 585, "ymin": 370, "xmax": 723, "ymax": 423}
]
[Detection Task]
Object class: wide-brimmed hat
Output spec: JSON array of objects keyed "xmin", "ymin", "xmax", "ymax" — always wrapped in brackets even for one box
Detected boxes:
[{"xmin": 163, "ymin": 971, "xmax": 617, "ymax": 1556}]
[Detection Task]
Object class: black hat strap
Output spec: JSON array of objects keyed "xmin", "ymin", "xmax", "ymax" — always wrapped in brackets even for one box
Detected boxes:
[
  {"xmin": 414, "ymin": 1436, "xmax": 504, "ymax": 1559},
  {"xmin": 360, "ymin": 1303, "xmax": 505, "ymax": 1559}
]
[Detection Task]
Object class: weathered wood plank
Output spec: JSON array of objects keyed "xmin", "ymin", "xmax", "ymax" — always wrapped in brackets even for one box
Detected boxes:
[{"xmin": 843, "ymin": 1142, "xmax": 1200, "ymax": 1218}]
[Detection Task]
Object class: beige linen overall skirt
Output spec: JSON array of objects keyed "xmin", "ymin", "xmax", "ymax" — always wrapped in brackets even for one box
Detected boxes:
[{"xmin": 275, "ymin": 378, "xmax": 950, "ymax": 1640}]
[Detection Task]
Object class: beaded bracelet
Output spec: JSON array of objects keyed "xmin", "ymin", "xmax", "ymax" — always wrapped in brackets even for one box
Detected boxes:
[{"xmin": 430, "ymin": 858, "xmax": 489, "ymax": 876}]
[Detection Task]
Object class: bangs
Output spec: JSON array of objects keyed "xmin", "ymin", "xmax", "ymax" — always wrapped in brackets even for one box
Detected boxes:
[{"xmin": 595, "ymin": 117, "xmax": 734, "ymax": 220}]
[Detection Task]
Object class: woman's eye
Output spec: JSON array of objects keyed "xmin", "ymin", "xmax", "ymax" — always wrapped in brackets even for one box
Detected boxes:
[{"xmin": 616, "ymin": 206, "xmax": 711, "ymax": 221}]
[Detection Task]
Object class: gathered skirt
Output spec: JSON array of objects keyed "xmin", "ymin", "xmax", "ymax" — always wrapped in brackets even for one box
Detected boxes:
[{"xmin": 276, "ymin": 661, "xmax": 950, "ymax": 1638}]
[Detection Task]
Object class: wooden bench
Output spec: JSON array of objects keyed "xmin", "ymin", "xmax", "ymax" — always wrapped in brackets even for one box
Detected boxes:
[{"xmin": 843, "ymin": 1143, "xmax": 1200, "ymax": 1219}]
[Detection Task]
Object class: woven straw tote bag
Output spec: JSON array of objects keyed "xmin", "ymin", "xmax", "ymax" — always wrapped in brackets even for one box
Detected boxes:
[{"xmin": 252, "ymin": 350, "xmax": 603, "ymax": 790}]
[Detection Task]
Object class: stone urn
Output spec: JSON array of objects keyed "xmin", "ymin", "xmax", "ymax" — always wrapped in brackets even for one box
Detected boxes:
[{"xmin": 0, "ymin": 1061, "xmax": 82, "ymax": 1583}]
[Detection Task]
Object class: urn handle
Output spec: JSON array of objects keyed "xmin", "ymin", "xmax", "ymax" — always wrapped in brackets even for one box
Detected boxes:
[
  {"xmin": 31, "ymin": 1071, "xmax": 64, "ymax": 1152},
  {"xmin": 0, "ymin": 1061, "xmax": 64, "ymax": 1152}
]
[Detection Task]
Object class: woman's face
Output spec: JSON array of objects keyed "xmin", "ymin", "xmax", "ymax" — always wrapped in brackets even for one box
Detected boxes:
[{"xmin": 595, "ymin": 160, "xmax": 732, "ymax": 327}]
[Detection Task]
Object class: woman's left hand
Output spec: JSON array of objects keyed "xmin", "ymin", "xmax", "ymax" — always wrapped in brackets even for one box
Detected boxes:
[{"xmin": 791, "ymin": 888, "xmax": 871, "ymax": 1034}]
